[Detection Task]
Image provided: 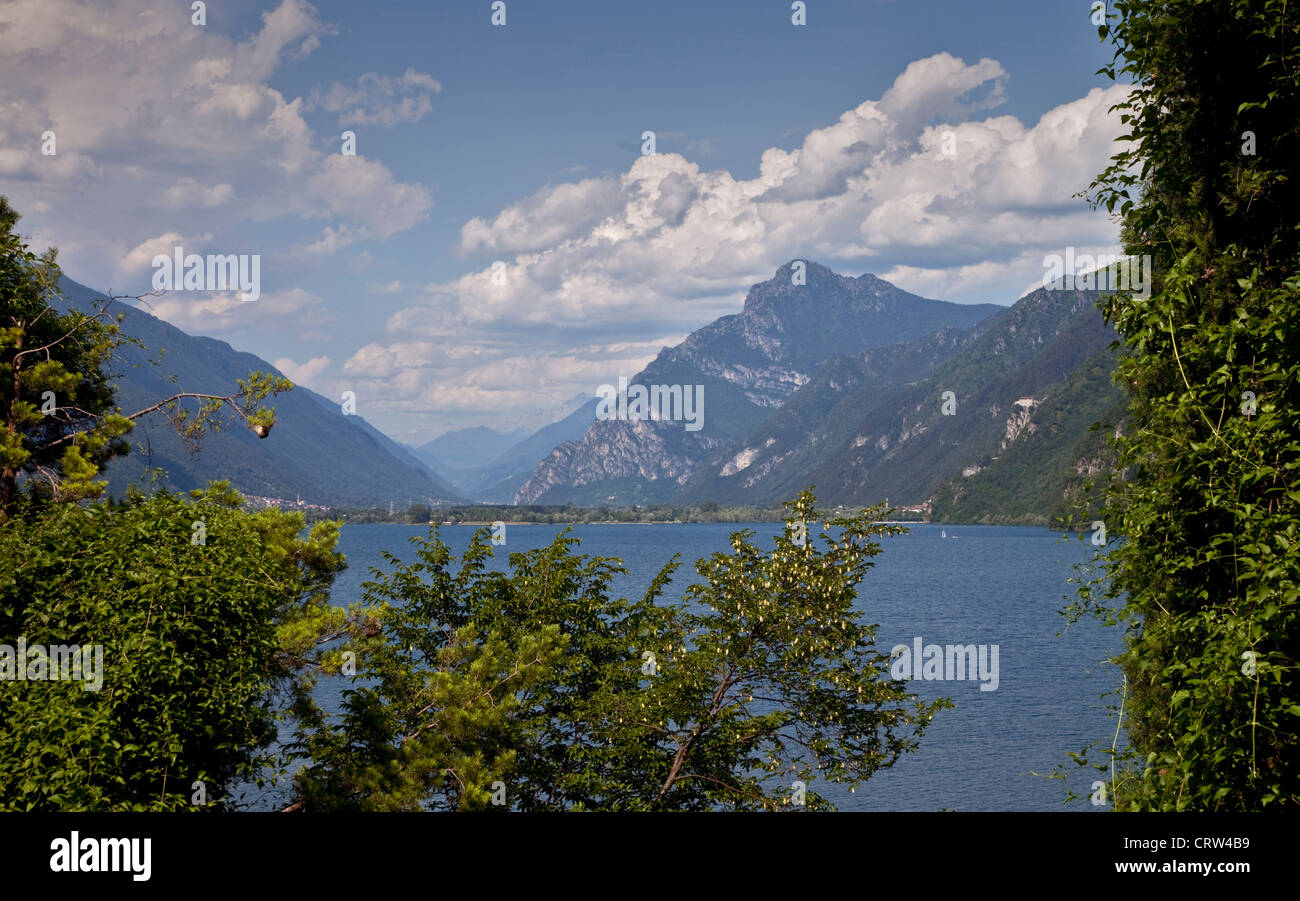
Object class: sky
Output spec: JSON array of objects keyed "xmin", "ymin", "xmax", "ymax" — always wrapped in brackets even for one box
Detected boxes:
[{"xmin": 0, "ymin": 0, "xmax": 1129, "ymax": 443}]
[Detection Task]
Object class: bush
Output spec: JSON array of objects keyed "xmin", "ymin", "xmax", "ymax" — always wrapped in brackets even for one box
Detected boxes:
[{"xmin": 0, "ymin": 483, "xmax": 345, "ymax": 810}]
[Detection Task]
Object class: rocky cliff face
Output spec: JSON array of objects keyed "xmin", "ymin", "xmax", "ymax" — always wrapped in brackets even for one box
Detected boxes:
[
  {"xmin": 516, "ymin": 418, "xmax": 731, "ymax": 505},
  {"xmin": 513, "ymin": 262, "xmax": 1123, "ymax": 521},
  {"xmin": 514, "ymin": 261, "xmax": 1000, "ymax": 505},
  {"xmin": 679, "ymin": 285, "xmax": 1118, "ymax": 511},
  {"xmin": 1001, "ymin": 397, "xmax": 1040, "ymax": 450}
]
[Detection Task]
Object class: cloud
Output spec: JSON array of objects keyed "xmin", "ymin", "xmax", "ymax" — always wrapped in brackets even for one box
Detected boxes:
[
  {"xmin": 274, "ymin": 354, "xmax": 332, "ymax": 388},
  {"xmin": 308, "ymin": 154, "xmax": 431, "ymax": 239},
  {"xmin": 293, "ymin": 224, "xmax": 357, "ymax": 258},
  {"xmin": 158, "ymin": 178, "xmax": 235, "ymax": 210},
  {"xmin": 311, "ymin": 67, "xmax": 441, "ymax": 128},
  {"xmin": 0, "ymin": 0, "xmax": 429, "ymax": 300},
  {"xmin": 232, "ymin": 0, "xmax": 336, "ymax": 83},
  {"xmin": 122, "ymin": 232, "xmax": 192, "ymax": 274},
  {"xmin": 457, "ymin": 177, "xmax": 626, "ymax": 256},
  {"xmin": 437, "ymin": 54, "xmax": 1124, "ymax": 318},
  {"xmin": 1, "ymin": 18, "xmax": 1130, "ymax": 443},
  {"xmin": 339, "ymin": 336, "xmax": 675, "ymax": 432},
  {"xmin": 142, "ymin": 287, "xmax": 329, "ymax": 337},
  {"xmin": 368, "ymin": 53, "xmax": 1127, "ymax": 437}
]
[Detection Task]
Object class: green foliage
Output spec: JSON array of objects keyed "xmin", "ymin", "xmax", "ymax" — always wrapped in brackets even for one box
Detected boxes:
[
  {"xmin": 0, "ymin": 196, "xmax": 125, "ymax": 508},
  {"xmin": 933, "ymin": 345, "xmax": 1127, "ymax": 527},
  {"xmin": 0, "ymin": 485, "xmax": 348, "ymax": 810},
  {"xmin": 290, "ymin": 490, "xmax": 946, "ymax": 810},
  {"xmin": 158, "ymin": 370, "xmax": 294, "ymax": 452},
  {"xmin": 1066, "ymin": 0, "xmax": 1300, "ymax": 810}
]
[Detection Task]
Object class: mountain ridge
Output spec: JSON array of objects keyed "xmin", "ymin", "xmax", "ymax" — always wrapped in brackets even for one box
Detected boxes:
[
  {"xmin": 57, "ymin": 276, "xmax": 463, "ymax": 508},
  {"xmin": 513, "ymin": 263, "xmax": 1122, "ymax": 524},
  {"xmin": 514, "ymin": 262, "xmax": 1005, "ymax": 505}
]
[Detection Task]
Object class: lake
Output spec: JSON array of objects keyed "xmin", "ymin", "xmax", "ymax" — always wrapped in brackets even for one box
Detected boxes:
[{"xmin": 288, "ymin": 520, "xmax": 1122, "ymax": 812}]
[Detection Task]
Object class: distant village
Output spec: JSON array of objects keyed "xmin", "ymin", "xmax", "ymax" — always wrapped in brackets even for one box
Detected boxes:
[{"xmin": 241, "ymin": 494, "xmax": 332, "ymax": 513}]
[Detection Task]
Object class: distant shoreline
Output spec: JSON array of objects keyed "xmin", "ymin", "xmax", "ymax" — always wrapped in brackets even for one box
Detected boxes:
[{"xmin": 335, "ymin": 519, "xmax": 1061, "ymax": 529}]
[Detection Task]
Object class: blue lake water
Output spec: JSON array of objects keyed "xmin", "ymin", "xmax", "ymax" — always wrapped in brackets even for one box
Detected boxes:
[{"xmin": 286, "ymin": 521, "xmax": 1122, "ymax": 812}]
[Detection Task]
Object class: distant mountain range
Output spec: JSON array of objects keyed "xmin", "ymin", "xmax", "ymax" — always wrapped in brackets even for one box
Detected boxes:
[
  {"xmin": 515, "ymin": 261, "xmax": 1124, "ymax": 525},
  {"xmin": 60, "ymin": 277, "xmax": 462, "ymax": 508},
  {"xmin": 59, "ymin": 260, "xmax": 1124, "ymax": 524},
  {"xmin": 413, "ymin": 426, "xmax": 529, "ymax": 478},
  {"xmin": 515, "ymin": 261, "xmax": 1000, "ymax": 504},
  {"xmin": 407, "ymin": 400, "xmax": 597, "ymax": 502}
]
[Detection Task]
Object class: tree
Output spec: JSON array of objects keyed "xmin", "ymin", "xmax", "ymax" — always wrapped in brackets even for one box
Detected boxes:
[
  {"xmin": 1069, "ymin": 0, "xmax": 1300, "ymax": 809},
  {"xmin": 289, "ymin": 518, "xmax": 669, "ymax": 810},
  {"xmin": 0, "ymin": 196, "xmax": 356, "ymax": 809},
  {"xmin": 0, "ymin": 482, "xmax": 350, "ymax": 810},
  {"xmin": 0, "ymin": 195, "xmax": 290, "ymax": 515},
  {"xmin": 289, "ymin": 490, "xmax": 947, "ymax": 810},
  {"xmin": 577, "ymin": 491, "xmax": 949, "ymax": 809}
]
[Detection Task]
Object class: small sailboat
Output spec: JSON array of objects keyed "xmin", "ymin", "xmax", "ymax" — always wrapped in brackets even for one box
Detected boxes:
[{"xmin": 941, "ymin": 529, "xmax": 947, "ymax": 539}]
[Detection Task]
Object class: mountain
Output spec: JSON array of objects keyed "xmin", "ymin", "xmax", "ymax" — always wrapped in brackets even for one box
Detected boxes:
[
  {"xmin": 410, "ymin": 426, "xmax": 527, "ymax": 488},
  {"xmin": 514, "ymin": 261, "xmax": 1003, "ymax": 505},
  {"xmin": 682, "ymin": 285, "xmax": 1124, "ymax": 523},
  {"xmin": 467, "ymin": 398, "xmax": 599, "ymax": 502},
  {"xmin": 406, "ymin": 401, "xmax": 598, "ymax": 501},
  {"xmin": 929, "ymin": 342, "xmax": 1125, "ymax": 525},
  {"xmin": 58, "ymin": 277, "xmax": 462, "ymax": 507}
]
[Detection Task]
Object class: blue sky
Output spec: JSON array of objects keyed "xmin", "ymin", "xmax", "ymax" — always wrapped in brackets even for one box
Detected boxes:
[{"xmin": 0, "ymin": 0, "xmax": 1128, "ymax": 442}]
